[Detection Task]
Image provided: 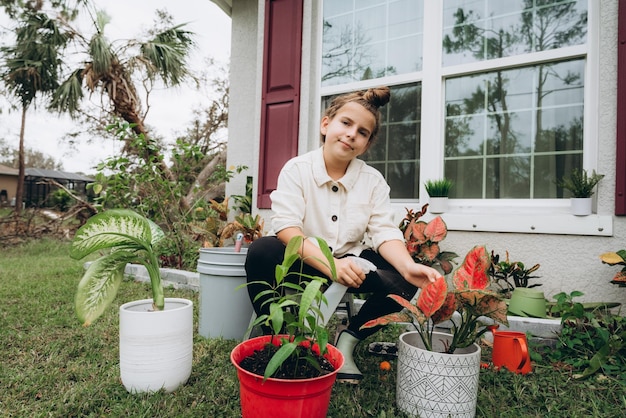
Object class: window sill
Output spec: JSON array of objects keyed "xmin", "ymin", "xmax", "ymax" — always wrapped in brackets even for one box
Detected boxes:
[{"xmin": 392, "ymin": 202, "xmax": 613, "ymax": 236}]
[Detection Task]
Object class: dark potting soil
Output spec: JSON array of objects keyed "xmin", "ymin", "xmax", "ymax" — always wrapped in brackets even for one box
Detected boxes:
[{"xmin": 239, "ymin": 343, "xmax": 336, "ymax": 380}]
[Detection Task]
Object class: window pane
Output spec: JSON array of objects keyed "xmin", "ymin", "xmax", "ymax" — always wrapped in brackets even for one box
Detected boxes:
[
  {"xmin": 444, "ymin": 59, "xmax": 584, "ymax": 198},
  {"xmin": 445, "ymin": 158, "xmax": 483, "ymax": 198},
  {"xmin": 485, "ymin": 156, "xmax": 531, "ymax": 198},
  {"xmin": 442, "ymin": 0, "xmax": 587, "ymax": 66},
  {"xmin": 322, "ymin": 0, "xmax": 424, "ymax": 86},
  {"xmin": 355, "ymin": 83, "xmax": 421, "ymax": 199}
]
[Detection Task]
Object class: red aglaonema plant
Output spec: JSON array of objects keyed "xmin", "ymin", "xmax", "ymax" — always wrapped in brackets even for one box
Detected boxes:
[
  {"xmin": 362, "ymin": 245, "xmax": 508, "ymax": 353},
  {"xmin": 399, "ymin": 205, "xmax": 458, "ymax": 275}
]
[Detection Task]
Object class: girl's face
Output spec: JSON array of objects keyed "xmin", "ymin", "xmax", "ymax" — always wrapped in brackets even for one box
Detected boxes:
[{"xmin": 320, "ymin": 102, "xmax": 376, "ymax": 161}]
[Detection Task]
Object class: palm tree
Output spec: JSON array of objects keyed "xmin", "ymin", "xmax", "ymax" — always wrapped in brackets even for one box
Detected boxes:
[
  {"xmin": 1, "ymin": 10, "xmax": 69, "ymax": 215},
  {"xmin": 49, "ymin": 7, "xmax": 195, "ymax": 199}
]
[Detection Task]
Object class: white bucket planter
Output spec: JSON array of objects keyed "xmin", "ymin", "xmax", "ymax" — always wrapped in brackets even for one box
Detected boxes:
[
  {"xmin": 570, "ymin": 197, "xmax": 592, "ymax": 216},
  {"xmin": 197, "ymin": 247, "xmax": 253, "ymax": 340},
  {"xmin": 428, "ymin": 197, "xmax": 449, "ymax": 214},
  {"xmin": 397, "ymin": 331, "xmax": 481, "ymax": 418},
  {"xmin": 119, "ymin": 298, "xmax": 193, "ymax": 393}
]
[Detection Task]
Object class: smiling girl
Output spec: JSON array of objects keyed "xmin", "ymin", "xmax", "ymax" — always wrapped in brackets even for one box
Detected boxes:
[{"xmin": 245, "ymin": 86, "xmax": 442, "ymax": 383}]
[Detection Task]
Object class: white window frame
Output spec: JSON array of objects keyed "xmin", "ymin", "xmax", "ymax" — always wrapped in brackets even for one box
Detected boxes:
[{"xmin": 315, "ymin": 0, "xmax": 611, "ymax": 236}]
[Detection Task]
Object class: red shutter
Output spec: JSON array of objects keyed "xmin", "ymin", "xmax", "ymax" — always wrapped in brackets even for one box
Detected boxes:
[
  {"xmin": 257, "ymin": 0, "xmax": 303, "ymax": 209},
  {"xmin": 616, "ymin": 0, "xmax": 626, "ymax": 215}
]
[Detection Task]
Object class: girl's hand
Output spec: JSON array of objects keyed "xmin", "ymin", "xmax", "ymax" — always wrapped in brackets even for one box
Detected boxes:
[
  {"xmin": 403, "ymin": 262, "xmax": 442, "ymax": 289},
  {"xmin": 333, "ymin": 257, "xmax": 366, "ymax": 288}
]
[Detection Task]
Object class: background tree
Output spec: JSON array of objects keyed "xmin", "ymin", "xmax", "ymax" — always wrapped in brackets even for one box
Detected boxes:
[
  {"xmin": 49, "ymin": 5, "xmax": 195, "ymax": 202},
  {"xmin": 0, "ymin": 138, "xmax": 62, "ymax": 169},
  {"xmin": 1, "ymin": 8, "xmax": 69, "ymax": 215}
]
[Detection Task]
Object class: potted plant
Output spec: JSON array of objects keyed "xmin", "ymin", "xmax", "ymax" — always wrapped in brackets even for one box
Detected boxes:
[
  {"xmin": 195, "ymin": 199, "xmax": 265, "ymax": 340},
  {"xmin": 69, "ymin": 209, "xmax": 193, "ymax": 393},
  {"xmin": 489, "ymin": 250, "xmax": 541, "ymax": 298},
  {"xmin": 424, "ymin": 178, "xmax": 453, "ymax": 213},
  {"xmin": 362, "ymin": 245, "xmax": 508, "ymax": 417},
  {"xmin": 557, "ymin": 168, "xmax": 604, "ymax": 216},
  {"xmin": 230, "ymin": 235, "xmax": 344, "ymax": 418},
  {"xmin": 399, "ymin": 205, "xmax": 458, "ymax": 275},
  {"xmin": 600, "ymin": 249, "xmax": 626, "ymax": 286}
]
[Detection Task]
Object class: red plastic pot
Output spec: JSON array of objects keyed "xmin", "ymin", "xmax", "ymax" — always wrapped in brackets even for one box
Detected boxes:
[{"xmin": 230, "ymin": 334, "xmax": 344, "ymax": 418}]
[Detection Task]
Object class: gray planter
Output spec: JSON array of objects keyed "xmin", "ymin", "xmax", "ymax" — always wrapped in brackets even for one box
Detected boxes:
[{"xmin": 197, "ymin": 247, "xmax": 253, "ymax": 340}]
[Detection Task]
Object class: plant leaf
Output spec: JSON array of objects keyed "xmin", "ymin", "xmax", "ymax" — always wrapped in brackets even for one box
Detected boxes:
[
  {"xmin": 75, "ymin": 250, "xmax": 136, "ymax": 325},
  {"xmin": 387, "ymin": 294, "xmax": 425, "ymax": 323},
  {"xmin": 410, "ymin": 221, "xmax": 427, "ymax": 243},
  {"xmin": 423, "ymin": 216, "xmax": 447, "ymax": 242},
  {"xmin": 299, "ymin": 279, "xmax": 323, "ymax": 325},
  {"xmin": 417, "ymin": 276, "xmax": 447, "ymax": 318},
  {"xmin": 453, "ymin": 245, "xmax": 490, "ymax": 290},
  {"xmin": 265, "ymin": 341, "xmax": 297, "ymax": 379},
  {"xmin": 600, "ymin": 251, "xmax": 626, "ymax": 265},
  {"xmin": 360, "ymin": 312, "xmax": 413, "ymax": 329},
  {"xmin": 431, "ymin": 292, "xmax": 457, "ymax": 324},
  {"xmin": 70, "ymin": 209, "xmax": 156, "ymax": 259}
]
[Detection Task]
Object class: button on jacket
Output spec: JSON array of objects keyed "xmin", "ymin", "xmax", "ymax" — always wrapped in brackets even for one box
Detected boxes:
[{"xmin": 270, "ymin": 146, "xmax": 403, "ymax": 257}]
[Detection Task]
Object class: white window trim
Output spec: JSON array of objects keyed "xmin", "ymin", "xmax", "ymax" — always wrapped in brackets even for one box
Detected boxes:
[{"xmin": 315, "ymin": 0, "xmax": 609, "ymax": 236}]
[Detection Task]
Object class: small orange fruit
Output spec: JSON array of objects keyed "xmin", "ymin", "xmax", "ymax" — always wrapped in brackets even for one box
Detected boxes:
[{"xmin": 379, "ymin": 361, "xmax": 392, "ymax": 371}]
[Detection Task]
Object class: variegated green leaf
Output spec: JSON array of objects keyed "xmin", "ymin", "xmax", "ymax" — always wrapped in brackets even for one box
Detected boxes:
[
  {"xmin": 70, "ymin": 209, "xmax": 159, "ymax": 259},
  {"xmin": 75, "ymin": 250, "xmax": 137, "ymax": 326}
]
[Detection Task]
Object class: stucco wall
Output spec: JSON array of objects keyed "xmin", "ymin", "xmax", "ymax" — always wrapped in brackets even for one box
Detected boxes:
[
  {"xmin": 225, "ymin": 0, "xmax": 262, "ymax": 213},
  {"xmin": 226, "ymin": 0, "xmax": 626, "ymax": 305}
]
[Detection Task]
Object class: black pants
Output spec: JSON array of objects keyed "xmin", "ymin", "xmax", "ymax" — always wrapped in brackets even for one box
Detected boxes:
[{"xmin": 245, "ymin": 236, "xmax": 418, "ymax": 340}]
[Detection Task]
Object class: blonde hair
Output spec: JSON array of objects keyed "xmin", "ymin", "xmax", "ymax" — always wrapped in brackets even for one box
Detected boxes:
[{"xmin": 322, "ymin": 86, "xmax": 390, "ymax": 143}]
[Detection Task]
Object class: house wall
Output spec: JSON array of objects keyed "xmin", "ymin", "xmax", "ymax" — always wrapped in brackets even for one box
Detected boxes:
[
  {"xmin": 226, "ymin": 0, "xmax": 263, "ymax": 212},
  {"xmin": 0, "ymin": 174, "xmax": 17, "ymax": 203},
  {"xmin": 225, "ymin": 0, "xmax": 626, "ymax": 304}
]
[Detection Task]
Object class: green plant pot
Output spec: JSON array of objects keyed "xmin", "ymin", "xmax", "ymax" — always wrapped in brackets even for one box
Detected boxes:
[{"xmin": 508, "ymin": 288, "xmax": 546, "ymax": 318}]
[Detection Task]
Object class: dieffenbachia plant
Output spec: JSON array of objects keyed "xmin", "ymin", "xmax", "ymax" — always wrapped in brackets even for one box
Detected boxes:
[{"xmin": 69, "ymin": 209, "xmax": 165, "ymax": 325}]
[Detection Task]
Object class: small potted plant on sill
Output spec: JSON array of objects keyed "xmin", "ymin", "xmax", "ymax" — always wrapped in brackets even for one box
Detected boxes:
[
  {"xmin": 70, "ymin": 209, "xmax": 193, "ymax": 393},
  {"xmin": 424, "ymin": 178, "xmax": 453, "ymax": 213},
  {"xmin": 362, "ymin": 245, "xmax": 508, "ymax": 417},
  {"xmin": 556, "ymin": 168, "xmax": 604, "ymax": 216},
  {"xmin": 230, "ymin": 235, "xmax": 344, "ymax": 418},
  {"xmin": 600, "ymin": 249, "xmax": 626, "ymax": 286}
]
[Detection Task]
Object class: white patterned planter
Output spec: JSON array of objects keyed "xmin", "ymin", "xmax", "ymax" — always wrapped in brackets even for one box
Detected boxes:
[{"xmin": 396, "ymin": 331, "xmax": 481, "ymax": 418}]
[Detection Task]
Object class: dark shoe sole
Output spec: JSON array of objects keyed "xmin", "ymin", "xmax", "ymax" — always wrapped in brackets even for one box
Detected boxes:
[
  {"xmin": 336, "ymin": 372, "xmax": 363, "ymax": 385},
  {"xmin": 368, "ymin": 342, "xmax": 398, "ymax": 357}
]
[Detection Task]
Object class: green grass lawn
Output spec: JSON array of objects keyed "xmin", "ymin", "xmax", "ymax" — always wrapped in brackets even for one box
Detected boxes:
[{"xmin": 0, "ymin": 239, "xmax": 624, "ymax": 417}]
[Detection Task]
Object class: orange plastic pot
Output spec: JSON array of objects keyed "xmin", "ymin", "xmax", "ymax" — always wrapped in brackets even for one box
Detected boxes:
[{"xmin": 230, "ymin": 335, "xmax": 344, "ymax": 418}]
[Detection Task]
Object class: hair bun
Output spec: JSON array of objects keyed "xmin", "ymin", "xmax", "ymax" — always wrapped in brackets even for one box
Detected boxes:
[{"xmin": 364, "ymin": 86, "xmax": 390, "ymax": 108}]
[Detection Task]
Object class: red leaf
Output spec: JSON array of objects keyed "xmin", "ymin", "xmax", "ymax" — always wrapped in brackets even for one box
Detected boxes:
[
  {"xmin": 410, "ymin": 221, "xmax": 427, "ymax": 243},
  {"xmin": 431, "ymin": 292, "xmax": 457, "ymax": 324},
  {"xmin": 424, "ymin": 216, "xmax": 448, "ymax": 242},
  {"xmin": 361, "ymin": 312, "xmax": 413, "ymax": 329},
  {"xmin": 417, "ymin": 276, "xmax": 447, "ymax": 318},
  {"xmin": 420, "ymin": 242, "xmax": 440, "ymax": 262},
  {"xmin": 453, "ymin": 245, "xmax": 490, "ymax": 290}
]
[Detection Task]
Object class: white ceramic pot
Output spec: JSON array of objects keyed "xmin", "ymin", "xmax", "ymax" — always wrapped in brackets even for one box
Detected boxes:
[
  {"xmin": 119, "ymin": 298, "xmax": 193, "ymax": 393},
  {"xmin": 428, "ymin": 197, "xmax": 449, "ymax": 214},
  {"xmin": 570, "ymin": 197, "xmax": 592, "ymax": 216},
  {"xmin": 396, "ymin": 331, "xmax": 481, "ymax": 418}
]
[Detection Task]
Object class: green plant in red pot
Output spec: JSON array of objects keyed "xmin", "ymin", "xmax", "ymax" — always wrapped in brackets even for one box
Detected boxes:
[{"xmin": 362, "ymin": 245, "xmax": 508, "ymax": 353}]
